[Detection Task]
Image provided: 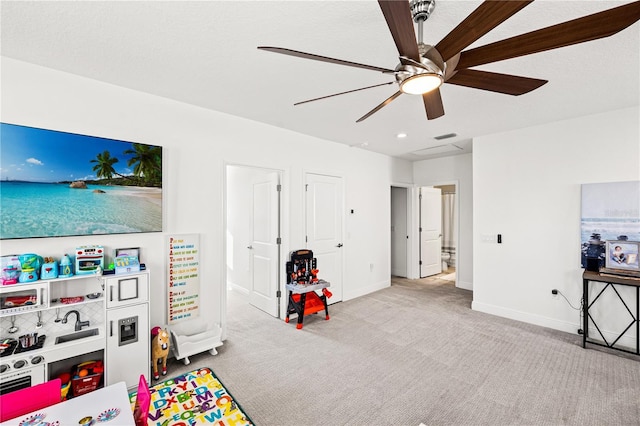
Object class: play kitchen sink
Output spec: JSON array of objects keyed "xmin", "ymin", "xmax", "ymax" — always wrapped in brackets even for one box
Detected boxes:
[{"xmin": 55, "ymin": 328, "xmax": 99, "ymax": 344}]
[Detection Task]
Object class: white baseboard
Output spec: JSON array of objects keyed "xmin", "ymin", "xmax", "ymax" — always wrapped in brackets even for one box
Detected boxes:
[
  {"xmin": 456, "ymin": 280, "xmax": 473, "ymax": 291},
  {"xmin": 227, "ymin": 281, "xmax": 249, "ymax": 297},
  {"xmin": 343, "ymin": 279, "xmax": 390, "ymax": 301},
  {"xmin": 471, "ymin": 301, "xmax": 638, "ymax": 349},
  {"xmin": 472, "ymin": 301, "xmax": 577, "ymax": 334}
]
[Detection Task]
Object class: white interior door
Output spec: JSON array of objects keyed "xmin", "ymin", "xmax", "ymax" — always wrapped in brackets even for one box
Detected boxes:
[
  {"xmin": 305, "ymin": 173, "xmax": 343, "ymax": 303},
  {"xmin": 249, "ymin": 172, "xmax": 280, "ymax": 317},
  {"xmin": 391, "ymin": 187, "xmax": 408, "ymax": 277},
  {"xmin": 420, "ymin": 187, "xmax": 442, "ymax": 277}
]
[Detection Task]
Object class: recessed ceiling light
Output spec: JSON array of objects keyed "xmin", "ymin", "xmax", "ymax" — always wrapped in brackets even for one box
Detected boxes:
[{"xmin": 396, "ymin": 133, "xmax": 407, "ymax": 139}]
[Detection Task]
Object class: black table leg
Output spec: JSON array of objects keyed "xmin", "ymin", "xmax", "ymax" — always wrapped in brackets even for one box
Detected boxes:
[
  {"xmin": 296, "ymin": 293, "xmax": 307, "ymax": 329},
  {"xmin": 583, "ymin": 278, "xmax": 588, "ymax": 348}
]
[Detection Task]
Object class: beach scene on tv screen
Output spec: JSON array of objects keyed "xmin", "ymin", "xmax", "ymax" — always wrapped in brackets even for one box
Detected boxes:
[{"xmin": 0, "ymin": 123, "xmax": 162, "ymax": 239}]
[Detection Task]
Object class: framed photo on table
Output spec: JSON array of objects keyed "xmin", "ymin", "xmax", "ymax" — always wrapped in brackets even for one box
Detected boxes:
[{"xmin": 605, "ymin": 240, "xmax": 640, "ymax": 271}]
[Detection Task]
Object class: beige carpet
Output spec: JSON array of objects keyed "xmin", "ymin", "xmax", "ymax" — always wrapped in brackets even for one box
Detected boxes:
[{"xmin": 160, "ymin": 277, "xmax": 640, "ymax": 425}]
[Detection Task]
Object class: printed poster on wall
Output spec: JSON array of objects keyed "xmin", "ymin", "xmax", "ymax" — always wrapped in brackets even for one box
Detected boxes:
[{"xmin": 166, "ymin": 234, "xmax": 200, "ymax": 324}]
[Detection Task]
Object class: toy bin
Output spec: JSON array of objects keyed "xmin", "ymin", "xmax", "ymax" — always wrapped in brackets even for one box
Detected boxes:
[{"xmin": 71, "ymin": 360, "xmax": 103, "ymax": 397}]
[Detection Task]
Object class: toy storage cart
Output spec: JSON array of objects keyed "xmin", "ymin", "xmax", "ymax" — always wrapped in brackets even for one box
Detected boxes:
[{"xmin": 285, "ymin": 249, "xmax": 331, "ymax": 329}]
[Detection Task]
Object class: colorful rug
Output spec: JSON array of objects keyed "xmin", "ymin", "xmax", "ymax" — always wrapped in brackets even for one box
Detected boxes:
[{"xmin": 130, "ymin": 367, "xmax": 253, "ymax": 425}]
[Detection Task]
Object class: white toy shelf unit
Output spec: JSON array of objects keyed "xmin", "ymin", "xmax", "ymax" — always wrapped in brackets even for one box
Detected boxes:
[{"xmin": 168, "ymin": 318, "xmax": 223, "ymax": 365}]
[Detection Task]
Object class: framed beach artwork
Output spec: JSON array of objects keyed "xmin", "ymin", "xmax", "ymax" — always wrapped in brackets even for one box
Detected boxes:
[
  {"xmin": 0, "ymin": 123, "xmax": 162, "ymax": 239},
  {"xmin": 580, "ymin": 181, "xmax": 640, "ymax": 268}
]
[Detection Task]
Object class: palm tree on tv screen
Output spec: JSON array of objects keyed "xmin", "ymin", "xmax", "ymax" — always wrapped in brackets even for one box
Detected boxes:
[
  {"xmin": 90, "ymin": 150, "xmax": 121, "ymax": 180},
  {"xmin": 124, "ymin": 143, "xmax": 162, "ymax": 187}
]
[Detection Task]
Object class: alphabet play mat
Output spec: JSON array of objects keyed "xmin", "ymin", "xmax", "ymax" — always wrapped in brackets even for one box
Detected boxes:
[{"xmin": 129, "ymin": 367, "xmax": 253, "ymax": 425}]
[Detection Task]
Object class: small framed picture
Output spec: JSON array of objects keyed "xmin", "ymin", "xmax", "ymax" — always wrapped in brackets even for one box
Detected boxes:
[{"xmin": 605, "ymin": 241, "xmax": 640, "ymax": 271}]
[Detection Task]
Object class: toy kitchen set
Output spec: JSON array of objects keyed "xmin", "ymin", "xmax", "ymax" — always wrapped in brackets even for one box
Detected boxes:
[{"xmin": 0, "ymin": 245, "xmax": 150, "ymax": 398}]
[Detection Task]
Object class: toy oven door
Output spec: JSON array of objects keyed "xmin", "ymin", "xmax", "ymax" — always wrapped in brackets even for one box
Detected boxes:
[{"xmin": 0, "ymin": 283, "xmax": 46, "ymax": 315}]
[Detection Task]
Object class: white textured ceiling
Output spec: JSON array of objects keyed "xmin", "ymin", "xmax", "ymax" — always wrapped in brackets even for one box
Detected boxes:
[{"xmin": 1, "ymin": 1, "xmax": 639, "ymax": 161}]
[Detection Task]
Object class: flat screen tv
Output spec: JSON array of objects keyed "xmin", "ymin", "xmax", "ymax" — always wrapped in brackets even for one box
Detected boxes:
[{"xmin": 0, "ymin": 123, "xmax": 163, "ymax": 239}]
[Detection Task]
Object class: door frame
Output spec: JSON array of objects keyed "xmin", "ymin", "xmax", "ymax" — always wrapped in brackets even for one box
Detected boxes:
[{"xmin": 222, "ymin": 162, "xmax": 289, "ymax": 340}]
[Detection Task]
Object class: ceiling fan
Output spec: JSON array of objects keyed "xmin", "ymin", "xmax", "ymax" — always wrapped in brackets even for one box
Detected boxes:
[{"xmin": 258, "ymin": 0, "xmax": 640, "ymax": 122}]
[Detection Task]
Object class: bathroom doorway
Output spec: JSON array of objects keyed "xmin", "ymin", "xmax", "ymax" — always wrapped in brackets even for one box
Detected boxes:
[{"xmin": 434, "ymin": 184, "xmax": 457, "ymax": 284}]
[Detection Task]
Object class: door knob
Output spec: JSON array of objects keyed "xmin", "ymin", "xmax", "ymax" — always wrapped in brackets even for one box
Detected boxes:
[
  {"xmin": 336, "ymin": 243, "xmax": 343, "ymax": 248},
  {"xmin": 247, "ymin": 245, "xmax": 253, "ymax": 249}
]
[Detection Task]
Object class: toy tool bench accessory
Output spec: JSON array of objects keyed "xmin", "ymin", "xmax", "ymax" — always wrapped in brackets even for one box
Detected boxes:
[{"xmin": 285, "ymin": 249, "xmax": 332, "ymax": 329}]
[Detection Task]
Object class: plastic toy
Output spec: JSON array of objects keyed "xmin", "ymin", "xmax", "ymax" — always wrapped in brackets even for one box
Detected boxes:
[
  {"xmin": 40, "ymin": 257, "xmax": 58, "ymax": 280},
  {"xmin": 151, "ymin": 326, "xmax": 170, "ymax": 380},
  {"xmin": 286, "ymin": 249, "xmax": 318, "ymax": 285},
  {"xmin": 58, "ymin": 254, "xmax": 74, "ymax": 278},
  {"xmin": 18, "ymin": 254, "xmax": 43, "ymax": 283},
  {"xmin": 1, "ymin": 255, "xmax": 20, "ymax": 285}
]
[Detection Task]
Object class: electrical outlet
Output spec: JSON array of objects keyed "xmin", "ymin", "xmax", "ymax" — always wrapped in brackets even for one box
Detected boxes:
[{"xmin": 551, "ymin": 289, "xmax": 559, "ymax": 299}]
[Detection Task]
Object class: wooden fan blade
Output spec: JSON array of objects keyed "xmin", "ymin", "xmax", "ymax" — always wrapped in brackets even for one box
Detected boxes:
[
  {"xmin": 378, "ymin": 0, "xmax": 420, "ymax": 61},
  {"xmin": 457, "ymin": 1, "xmax": 640, "ymax": 69},
  {"xmin": 435, "ymin": 1, "xmax": 533, "ymax": 63},
  {"xmin": 423, "ymin": 89, "xmax": 444, "ymax": 120},
  {"xmin": 257, "ymin": 46, "xmax": 395, "ymax": 73},
  {"xmin": 446, "ymin": 69, "xmax": 548, "ymax": 95},
  {"xmin": 356, "ymin": 91, "xmax": 403, "ymax": 123},
  {"xmin": 294, "ymin": 82, "xmax": 394, "ymax": 106}
]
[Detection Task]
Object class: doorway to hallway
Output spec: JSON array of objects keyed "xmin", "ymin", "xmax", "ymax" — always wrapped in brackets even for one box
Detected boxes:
[{"xmin": 225, "ymin": 164, "xmax": 282, "ymax": 321}]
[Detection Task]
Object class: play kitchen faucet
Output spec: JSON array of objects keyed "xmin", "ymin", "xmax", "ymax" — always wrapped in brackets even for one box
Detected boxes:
[{"xmin": 61, "ymin": 310, "xmax": 90, "ymax": 331}]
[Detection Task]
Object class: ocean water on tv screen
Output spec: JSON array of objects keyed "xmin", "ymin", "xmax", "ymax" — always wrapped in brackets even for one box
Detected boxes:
[{"xmin": 0, "ymin": 181, "xmax": 161, "ymax": 239}]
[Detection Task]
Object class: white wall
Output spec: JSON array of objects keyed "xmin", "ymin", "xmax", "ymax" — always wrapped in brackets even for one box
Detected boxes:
[
  {"xmin": 413, "ymin": 153, "xmax": 473, "ymax": 290},
  {"xmin": 1, "ymin": 58, "xmax": 407, "ymax": 333},
  {"xmin": 472, "ymin": 107, "xmax": 640, "ymax": 345}
]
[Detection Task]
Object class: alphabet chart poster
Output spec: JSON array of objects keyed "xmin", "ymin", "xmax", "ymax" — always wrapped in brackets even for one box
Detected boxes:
[{"xmin": 166, "ymin": 234, "xmax": 200, "ymax": 324}]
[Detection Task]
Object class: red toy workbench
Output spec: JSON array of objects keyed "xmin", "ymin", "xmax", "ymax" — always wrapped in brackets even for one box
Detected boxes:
[
  {"xmin": 285, "ymin": 281, "xmax": 331, "ymax": 329},
  {"xmin": 285, "ymin": 249, "xmax": 331, "ymax": 329}
]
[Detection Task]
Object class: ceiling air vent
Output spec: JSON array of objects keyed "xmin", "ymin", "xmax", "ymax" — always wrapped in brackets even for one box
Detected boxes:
[
  {"xmin": 434, "ymin": 133, "xmax": 457, "ymax": 140},
  {"xmin": 411, "ymin": 143, "xmax": 463, "ymax": 157}
]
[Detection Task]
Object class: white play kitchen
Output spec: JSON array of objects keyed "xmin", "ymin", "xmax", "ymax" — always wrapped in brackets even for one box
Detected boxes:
[{"xmin": 0, "ymin": 247, "xmax": 150, "ymax": 398}]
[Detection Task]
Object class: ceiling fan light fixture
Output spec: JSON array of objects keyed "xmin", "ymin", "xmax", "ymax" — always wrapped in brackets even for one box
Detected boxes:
[
  {"xmin": 395, "ymin": 57, "xmax": 444, "ymax": 95},
  {"xmin": 400, "ymin": 73, "xmax": 443, "ymax": 95}
]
